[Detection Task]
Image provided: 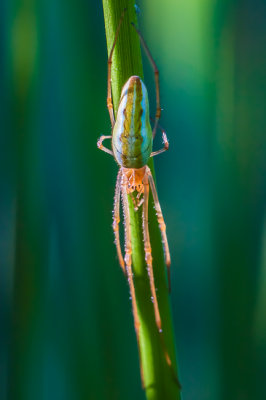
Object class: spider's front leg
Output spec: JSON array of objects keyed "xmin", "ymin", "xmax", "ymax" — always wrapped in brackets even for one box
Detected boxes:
[
  {"xmin": 142, "ymin": 175, "xmax": 159, "ymax": 325},
  {"xmin": 112, "ymin": 169, "xmax": 125, "ymax": 274},
  {"xmin": 121, "ymin": 176, "xmax": 144, "ymax": 386},
  {"xmin": 142, "ymin": 173, "xmax": 171, "ymax": 363},
  {"xmin": 147, "ymin": 167, "xmax": 171, "ymax": 291}
]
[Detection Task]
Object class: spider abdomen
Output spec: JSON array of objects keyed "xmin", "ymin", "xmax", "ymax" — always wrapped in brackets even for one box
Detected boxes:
[{"xmin": 112, "ymin": 76, "xmax": 153, "ymax": 168}]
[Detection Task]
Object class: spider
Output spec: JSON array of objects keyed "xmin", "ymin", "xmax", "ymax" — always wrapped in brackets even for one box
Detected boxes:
[{"xmin": 97, "ymin": 10, "xmax": 178, "ymax": 386}]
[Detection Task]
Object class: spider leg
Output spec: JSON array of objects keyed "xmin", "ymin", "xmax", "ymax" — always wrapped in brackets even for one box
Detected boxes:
[
  {"xmin": 151, "ymin": 131, "xmax": 169, "ymax": 157},
  {"xmin": 113, "ymin": 169, "xmax": 125, "ymax": 274},
  {"xmin": 142, "ymin": 176, "xmax": 170, "ymax": 356},
  {"xmin": 142, "ymin": 176, "xmax": 161, "ymax": 328},
  {"xmin": 121, "ymin": 181, "xmax": 144, "ymax": 387},
  {"xmin": 147, "ymin": 168, "xmax": 171, "ymax": 292},
  {"xmin": 97, "ymin": 135, "xmax": 114, "ymax": 156},
  {"xmin": 107, "ymin": 9, "xmax": 127, "ymax": 128},
  {"xmin": 143, "ymin": 172, "xmax": 181, "ymax": 388},
  {"xmin": 131, "ymin": 23, "xmax": 161, "ymax": 138}
]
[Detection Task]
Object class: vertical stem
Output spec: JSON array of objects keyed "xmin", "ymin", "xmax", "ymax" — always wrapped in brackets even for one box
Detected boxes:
[{"xmin": 102, "ymin": 1, "xmax": 181, "ymax": 399}]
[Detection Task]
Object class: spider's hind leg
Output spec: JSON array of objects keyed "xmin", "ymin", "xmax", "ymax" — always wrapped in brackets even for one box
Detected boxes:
[
  {"xmin": 107, "ymin": 9, "xmax": 127, "ymax": 128},
  {"xmin": 131, "ymin": 23, "xmax": 161, "ymax": 138}
]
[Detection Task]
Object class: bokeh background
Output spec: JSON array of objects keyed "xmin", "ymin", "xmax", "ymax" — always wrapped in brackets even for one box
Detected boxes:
[{"xmin": 1, "ymin": 0, "xmax": 266, "ymax": 399}]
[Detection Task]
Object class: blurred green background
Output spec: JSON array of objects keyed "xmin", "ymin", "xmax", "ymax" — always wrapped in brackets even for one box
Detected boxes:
[{"xmin": 1, "ymin": 0, "xmax": 266, "ymax": 399}]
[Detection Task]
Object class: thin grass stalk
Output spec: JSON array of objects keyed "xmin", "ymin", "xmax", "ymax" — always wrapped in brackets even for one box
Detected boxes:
[{"xmin": 102, "ymin": 1, "xmax": 181, "ymax": 399}]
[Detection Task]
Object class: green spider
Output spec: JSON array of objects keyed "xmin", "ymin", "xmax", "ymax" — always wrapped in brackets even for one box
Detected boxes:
[{"xmin": 97, "ymin": 10, "xmax": 180, "ymax": 388}]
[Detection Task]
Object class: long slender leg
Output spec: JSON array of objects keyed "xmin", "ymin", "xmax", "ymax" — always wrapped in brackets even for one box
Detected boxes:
[
  {"xmin": 142, "ymin": 174, "xmax": 180, "ymax": 387},
  {"xmin": 112, "ymin": 170, "xmax": 125, "ymax": 274},
  {"xmin": 131, "ymin": 23, "xmax": 161, "ymax": 138},
  {"xmin": 147, "ymin": 168, "xmax": 171, "ymax": 292},
  {"xmin": 97, "ymin": 135, "xmax": 114, "ymax": 156},
  {"xmin": 107, "ymin": 9, "xmax": 127, "ymax": 128},
  {"xmin": 121, "ymin": 181, "xmax": 144, "ymax": 386},
  {"xmin": 142, "ymin": 177, "xmax": 162, "ymax": 330},
  {"xmin": 151, "ymin": 131, "xmax": 169, "ymax": 157},
  {"xmin": 143, "ymin": 176, "xmax": 170, "ymax": 354}
]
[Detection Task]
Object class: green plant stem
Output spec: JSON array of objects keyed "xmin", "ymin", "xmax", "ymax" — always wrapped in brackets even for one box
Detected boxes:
[{"xmin": 102, "ymin": 1, "xmax": 181, "ymax": 399}]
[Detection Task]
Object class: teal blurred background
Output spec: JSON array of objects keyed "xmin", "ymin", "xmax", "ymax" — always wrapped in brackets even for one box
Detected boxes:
[{"xmin": 1, "ymin": 0, "xmax": 266, "ymax": 399}]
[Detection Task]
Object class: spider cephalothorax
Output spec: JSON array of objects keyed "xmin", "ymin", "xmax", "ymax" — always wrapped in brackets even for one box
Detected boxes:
[{"xmin": 122, "ymin": 167, "xmax": 145, "ymax": 210}]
